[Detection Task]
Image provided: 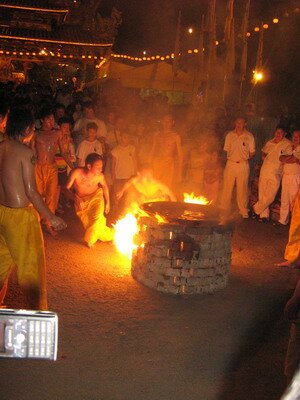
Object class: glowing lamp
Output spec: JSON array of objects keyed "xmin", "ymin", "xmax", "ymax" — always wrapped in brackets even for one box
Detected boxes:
[
  {"xmin": 254, "ymin": 27, "xmax": 260, "ymax": 32},
  {"xmin": 188, "ymin": 27, "xmax": 193, "ymax": 34},
  {"xmin": 253, "ymin": 71, "xmax": 263, "ymax": 82},
  {"xmin": 273, "ymin": 18, "xmax": 279, "ymax": 23},
  {"xmin": 263, "ymin": 24, "xmax": 269, "ymax": 29}
]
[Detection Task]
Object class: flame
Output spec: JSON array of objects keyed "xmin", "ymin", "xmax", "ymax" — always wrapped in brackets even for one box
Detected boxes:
[
  {"xmin": 183, "ymin": 192, "xmax": 210, "ymax": 205},
  {"xmin": 154, "ymin": 212, "xmax": 167, "ymax": 223},
  {"xmin": 114, "ymin": 213, "xmax": 138, "ymax": 258}
]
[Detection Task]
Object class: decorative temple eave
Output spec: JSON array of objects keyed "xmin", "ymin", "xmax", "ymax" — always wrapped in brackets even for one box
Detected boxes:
[{"xmin": 0, "ymin": 0, "xmax": 69, "ymax": 13}]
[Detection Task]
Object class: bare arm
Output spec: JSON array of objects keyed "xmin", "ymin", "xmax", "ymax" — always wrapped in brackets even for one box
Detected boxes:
[
  {"xmin": 116, "ymin": 176, "xmax": 136, "ymax": 200},
  {"xmin": 22, "ymin": 149, "xmax": 66, "ymax": 230},
  {"xmin": 111, "ymin": 155, "xmax": 117, "ymax": 182},
  {"xmin": 175, "ymin": 134, "xmax": 183, "ymax": 181},
  {"xmin": 58, "ymin": 134, "xmax": 74, "ymax": 170},
  {"xmin": 99, "ymin": 174, "xmax": 110, "ymax": 214},
  {"xmin": 280, "ymin": 155, "xmax": 300, "ymax": 164}
]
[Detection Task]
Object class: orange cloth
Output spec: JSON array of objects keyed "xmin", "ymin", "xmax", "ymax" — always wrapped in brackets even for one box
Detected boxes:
[
  {"xmin": 35, "ymin": 163, "xmax": 58, "ymax": 214},
  {"xmin": 0, "ymin": 204, "xmax": 47, "ymax": 310},
  {"xmin": 152, "ymin": 156, "xmax": 174, "ymax": 188},
  {"xmin": 75, "ymin": 189, "xmax": 114, "ymax": 246},
  {"xmin": 285, "ymin": 188, "xmax": 300, "ymax": 263}
]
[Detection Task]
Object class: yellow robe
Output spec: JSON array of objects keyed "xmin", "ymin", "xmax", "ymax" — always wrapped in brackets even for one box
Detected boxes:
[
  {"xmin": 75, "ymin": 189, "xmax": 114, "ymax": 246},
  {"xmin": 0, "ymin": 204, "xmax": 47, "ymax": 310},
  {"xmin": 285, "ymin": 188, "xmax": 300, "ymax": 263},
  {"xmin": 35, "ymin": 163, "xmax": 58, "ymax": 214}
]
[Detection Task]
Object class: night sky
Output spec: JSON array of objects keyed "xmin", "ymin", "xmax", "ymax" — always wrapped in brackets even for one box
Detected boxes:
[{"xmin": 98, "ymin": 0, "xmax": 299, "ymax": 110}]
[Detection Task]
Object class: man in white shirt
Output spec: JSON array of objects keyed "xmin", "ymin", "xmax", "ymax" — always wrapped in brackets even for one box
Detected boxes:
[
  {"xmin": 253, "ymin": 126, "xmax": 291, "ymax": 221},
  {"xmin": 73, "ymin": 101, "xmax": 107, "ymax": 146},
  {"xmin": 278, "ymin": 130, "xmax": 300, "ymax": 225},
  {"xmin": 111, "ymin": 132, "xmax": 137, "ymax": 198},
  {"xmin": 76, "ymin": 122, "xmax": 103, "ymax": 167},
  {"xmin": 220, "ymin": 117, "xmax": 255, "ymax": 218}
]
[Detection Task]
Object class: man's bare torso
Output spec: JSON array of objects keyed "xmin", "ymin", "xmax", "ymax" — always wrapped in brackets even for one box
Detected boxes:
[
  {"xmin": 154, "ymin": 131, "xmax": 178, "ymax": 159},
  {"xmin": 72, "ymin": 169, "xmax": 103, "ymax": 198},
  {"xmin": 35, "ymin": 129, "xmax": 61, "ymax": 165},
  {"xmin": 0, "ymin": 139, "xmax": 32, "ymax": 208}
]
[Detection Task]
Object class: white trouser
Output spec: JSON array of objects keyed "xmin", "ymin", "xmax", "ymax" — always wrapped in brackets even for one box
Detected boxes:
[
  {"xmin": 279, "ymin": 174, "xmax": 300, "ymax": 225},
  {"xmin": 220, "ymin": 160, "xmax": 249, "ymax": 216},
  {"xmin": 253, "ymin": 166, "xmax": 281, "ymax": 218}
]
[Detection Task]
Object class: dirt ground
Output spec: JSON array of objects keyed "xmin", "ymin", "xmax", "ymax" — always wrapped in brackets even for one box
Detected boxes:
[{"xmin": 1, "ymin": 209, "xmax": 299, "ymax": 400}]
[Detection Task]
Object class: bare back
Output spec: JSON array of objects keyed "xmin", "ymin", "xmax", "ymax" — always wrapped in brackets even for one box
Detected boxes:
[{"xmin": 0, "ymin": 139, "xmax": 34, "ymax": 207}]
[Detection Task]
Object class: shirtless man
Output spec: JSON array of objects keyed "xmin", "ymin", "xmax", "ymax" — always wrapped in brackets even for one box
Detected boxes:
[
  {"xmin": 0, "ymin": 108, "xmax": 66, "ymax": 310},
  {"xmin": 66, "ymin": 153, "xmax": 114, "ymax": 248},
  {"xmin": 150, "ymin": 114, "xmax": 183, "ymax": 189},
  {"xmin": 116, "ymin": 165, "xmax": 176, "ymax": 217},
  {"xmin": 33, "ymin": 107, "xmax": 73, "ymax": 236}
]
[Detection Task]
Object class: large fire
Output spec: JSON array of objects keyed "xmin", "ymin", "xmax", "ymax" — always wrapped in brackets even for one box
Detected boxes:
[
  {"xmin": 113, "ymin": 213, "xmax": 138, "ymax": 258},
  {"xmin": 114, "ymin": 208, "xmax": 166, "ymax": 259},
  {"xmin": 183, "ymin": 192, "xmax": 210, "ymax": 205}
]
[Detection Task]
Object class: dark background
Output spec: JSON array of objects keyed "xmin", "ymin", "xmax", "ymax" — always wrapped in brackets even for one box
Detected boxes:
[{"xmin": 98, "ymin": 0, "xmax": 300, "ymax": 112}]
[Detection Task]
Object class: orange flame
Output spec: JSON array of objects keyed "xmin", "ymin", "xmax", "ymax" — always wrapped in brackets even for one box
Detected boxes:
[
  {"xmin": 114, "ymin": 213, "xmax": 138, "ymax": 258},
  {"xmin": 183, "ymin": 192, "xmax": 210, "ymax": 205},
  {"xmin": 154, "ymin": 212, "xmax": 167, "ymax": 223}
]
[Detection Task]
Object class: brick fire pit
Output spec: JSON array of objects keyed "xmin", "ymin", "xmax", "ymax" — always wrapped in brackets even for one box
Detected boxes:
[{"xmin": 131, "ymin": 202, "xmax": 233, "ymax": 295}]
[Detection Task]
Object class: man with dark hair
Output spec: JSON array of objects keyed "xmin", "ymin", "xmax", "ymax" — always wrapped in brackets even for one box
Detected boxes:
[
  {"xmin": 66, "ymin": 153, "xmax": 113, "ymax": 248},
  {"xmin": 76, "ymin": 121, "xmax": 103, "ymax": 167},
  {"xmin": 33, "ymin": 107, "xmax": 73, "ymax": 236},
  {"xmin": 220, "ymin": 117, "xmax": 255, "ymax": 218},
  {"xmin": 0, "ymin": 108, "xmax": 66, "ymax": 309},
  {"xmin": 73, "ymin": 101, "xmax": 107, "ymax": 145}
]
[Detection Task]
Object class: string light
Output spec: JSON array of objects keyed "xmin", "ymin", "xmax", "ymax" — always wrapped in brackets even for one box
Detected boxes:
[{"xmin": 0, "ymin": 6, "xmax": 295, "ymax": 64}]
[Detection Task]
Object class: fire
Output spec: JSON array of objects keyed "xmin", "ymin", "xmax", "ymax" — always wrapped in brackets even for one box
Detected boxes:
[
  {"xmin": 183, "ymin": 192, "xmax": 210, "ymax": 205},
  {"xmin": 114, "ymin": 213, "xmax": 138, "ymax": 258},
  {"xmin": 154, "ymin": 212, "xmax": 167, "ymax": 223}
]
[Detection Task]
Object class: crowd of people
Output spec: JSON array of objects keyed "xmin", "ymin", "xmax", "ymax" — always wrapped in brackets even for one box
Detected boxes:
[{"xmin": 0, "ymin": 80, "xmax": 299, "ymax": 385}]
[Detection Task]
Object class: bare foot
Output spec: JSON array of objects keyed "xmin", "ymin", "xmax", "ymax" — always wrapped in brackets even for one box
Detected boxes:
[{"xmin": 43, "ymin": 225, "xmax": 58, "ymax": 239}]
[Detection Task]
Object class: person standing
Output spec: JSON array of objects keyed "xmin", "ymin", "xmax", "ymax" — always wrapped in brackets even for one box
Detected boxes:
[
  {"xmin": 0, "ymin": 108, "xmax": 66, "ymax": 310},
  {"xmin": 276, "ymin": 188, "xmax": 300, "ymax": 269},
  {"xmin": 150, "ymin": 114, "xmax": 183, "ymax": 189},
  {"xmin": 111, "ymin": 131, "xmax": 137, "ymax": 202},
  {"xmin": 76, "ymin": 122, "xmax": 103, "ymax": 167},
  {"xmin": 220, "ymin": 117, "xmax": 255, "ymax": 218},
  {"xmin": 253, "ymin": 126, "xmax": 291, "ymax": 222},
  {"xmin": 33, "ymin": 107, "xmax": 73, "ymax": 236},
  {"xmin": 279, "ymin": 130, "xmax": 300, "ymax": 225}
]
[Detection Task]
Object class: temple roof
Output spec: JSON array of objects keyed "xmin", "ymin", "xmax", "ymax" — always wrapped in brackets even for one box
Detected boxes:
[
  {"xmin": 0, "ymin": 0, "xmax": 69, "ymax": 12},
  {"xmin": 0, "ymin": 25, "xmax": 112, "ymax": 47}
]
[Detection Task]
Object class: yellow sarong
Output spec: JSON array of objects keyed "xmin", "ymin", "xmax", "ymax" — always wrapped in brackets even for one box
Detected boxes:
[
  {"xmin": 35, "ymin": 163, "xmax": 58, "ymax": 214},
  {"xmin": 0, "ymin": 204, "xmax": 47, "ymax": 310},
  {"xmin": 285, "ymin": 188, "xmax": 300, "ymax": 263},
  {"xmin": 75, "ymin": 189, "xmax": 114, "ymax": 246}
]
